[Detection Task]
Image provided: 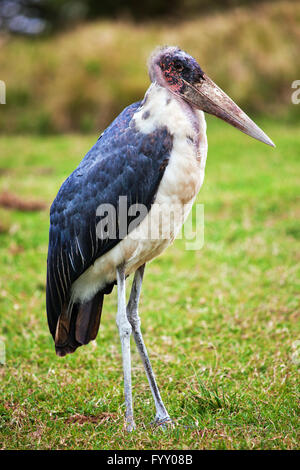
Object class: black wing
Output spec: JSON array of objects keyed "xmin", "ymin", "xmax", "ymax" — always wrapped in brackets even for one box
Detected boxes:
[{"xmin": 46, "ymin": 101, "xmax": 173, "ymax": 339}]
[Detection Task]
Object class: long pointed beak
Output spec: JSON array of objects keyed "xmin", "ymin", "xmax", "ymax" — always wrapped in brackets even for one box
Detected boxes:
[{"xmin": 181, "ymin": 74, "xmax": 275, "ymax": 147}]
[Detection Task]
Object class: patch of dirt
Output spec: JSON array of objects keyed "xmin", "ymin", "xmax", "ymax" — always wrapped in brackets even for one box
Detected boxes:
[
  {"xmin": 33, "ymin": 167, "xmax": 54, "ymax": 175},
  {"xmin": 8, "ymin": 243, "xmax": 24, "ymax": 255},
  {"xmin": 0, "ymin": 191, "xmax": 47, "ymax": 211},
  {"xmin": 0, "ymin": 221, "xmax": 9, "ymax": 234},
  {"xmin": 65, "ymin": 412, "xmax": 118, "ymax": 425},
  {"xmin": 0, "ymin": 168, "xmax": 14, "ymax": 176}
]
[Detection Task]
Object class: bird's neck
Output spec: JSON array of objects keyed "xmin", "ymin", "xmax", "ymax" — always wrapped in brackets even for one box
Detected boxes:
[
  {"xmin": 132, "ymin": 82, "xmax": 208, "ymax": 212},
  {"xmin": 134, "ymin": 82, "xmax": 208, "ymax": 170}
]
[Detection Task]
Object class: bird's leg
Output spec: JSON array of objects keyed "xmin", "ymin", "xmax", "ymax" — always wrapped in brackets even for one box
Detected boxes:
[
  {"xmin": 116, "ymin": 263, "xmax": 135, "ymax": 432},
  {"xmin": 127, "ymin": 264, "xmax": 171, "ymax": 426}
]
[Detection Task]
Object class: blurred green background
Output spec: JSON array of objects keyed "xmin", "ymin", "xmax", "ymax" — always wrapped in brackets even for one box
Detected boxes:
[
  {"xmin": 0, "ymin": 0, "xmax": 299, "ymax": 450},
  {"xmin": 0, "ymin": 0, "xmax": 299, "ymax": 133}
]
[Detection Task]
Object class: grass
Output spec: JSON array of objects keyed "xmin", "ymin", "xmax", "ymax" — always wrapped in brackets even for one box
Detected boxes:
[
  {"xmin": 1, "ymin": 0, "xmax": 300, "ymax": 133},
  {"xmin": 0, "ymin": 117, "xmax": 299, "ymax": 449}
]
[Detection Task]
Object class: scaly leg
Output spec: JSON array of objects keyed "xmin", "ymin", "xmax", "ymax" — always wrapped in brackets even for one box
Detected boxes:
[
  {"xmin": 116, "ymin": 263, "xmax": 135, "ymax": 431},
  {"xmin": 127, "ymin": 264, "xmax": 171, "ymax": 425}
]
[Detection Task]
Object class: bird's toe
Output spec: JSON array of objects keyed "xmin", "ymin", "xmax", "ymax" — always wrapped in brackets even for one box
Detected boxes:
[{"xmin": 151, "ymin": 416, "xmax": 174, "ymax": 430}]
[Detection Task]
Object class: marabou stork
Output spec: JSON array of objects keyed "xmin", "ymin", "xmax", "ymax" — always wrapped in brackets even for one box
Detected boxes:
[{"xmin": 46, "ymin": 46, "xmax": 274, "ymax": 431}]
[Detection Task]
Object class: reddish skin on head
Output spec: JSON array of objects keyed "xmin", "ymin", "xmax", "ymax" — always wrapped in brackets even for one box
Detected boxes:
[
  {"xmin": 149, "ymin": 47, "xmax": 204, "ymax": 97},
  {"xmin": 159, "ymin": 58, "xmax": 184, "ymax": 93},
  {"xmin": 155, "ymin": 49, "xmax": 204, "ymax": 96}
]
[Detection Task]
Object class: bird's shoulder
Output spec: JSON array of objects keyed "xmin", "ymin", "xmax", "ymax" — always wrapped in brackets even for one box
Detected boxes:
[
  {"xmin": 50, "ymin": 99, "xmax": 173, "ymax": 219},
  {"xmin": 51, "ymin": 100, "xmax": 141, "ymax": 208}
]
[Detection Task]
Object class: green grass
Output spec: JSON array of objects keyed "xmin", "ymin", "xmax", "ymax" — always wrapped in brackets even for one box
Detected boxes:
[{"xmin": 0, "ymin": 117, "xmax": 299, "ymax": 449}]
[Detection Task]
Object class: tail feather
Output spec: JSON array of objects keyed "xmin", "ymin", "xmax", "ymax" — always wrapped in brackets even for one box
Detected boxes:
[
  {"xmin": 55, "ymin": 291, "xmax": 104, "ymax": 357},
  {"xmin": 75, "ymin": 292, "xmax": 103, "ymax": 344}
]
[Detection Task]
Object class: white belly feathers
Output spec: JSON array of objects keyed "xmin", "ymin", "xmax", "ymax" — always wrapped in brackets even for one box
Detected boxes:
[{"xmin": 71, "ymin": 84, "xmax": 208, "ymax": 303}]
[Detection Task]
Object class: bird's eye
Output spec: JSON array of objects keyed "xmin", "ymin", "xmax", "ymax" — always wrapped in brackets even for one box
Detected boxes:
[{"xmin": 174, "ymin": 61, "xmax": 184, "ymax": 72}]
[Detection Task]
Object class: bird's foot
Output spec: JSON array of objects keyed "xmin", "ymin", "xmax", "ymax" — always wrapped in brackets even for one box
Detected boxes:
[
  {"xmin": 151, "ymin": 416, "xmax": 174, "ymax": 430},
  {"xmin": 125, "ymin": 417, "xmax": 136, "ymax": 432}
]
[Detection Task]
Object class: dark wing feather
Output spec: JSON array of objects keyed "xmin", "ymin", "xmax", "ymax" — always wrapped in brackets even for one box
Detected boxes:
[{"xmin": 46, "ymin": 101, "xmax": 173, "ymax": 339}]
